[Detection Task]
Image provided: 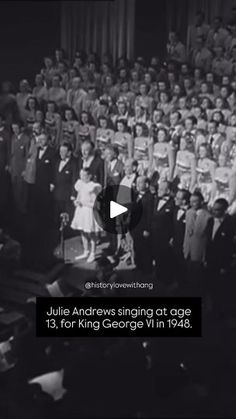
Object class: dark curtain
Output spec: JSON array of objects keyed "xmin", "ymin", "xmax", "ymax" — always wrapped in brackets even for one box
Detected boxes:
[
  {"xmin": 166, "ymin": 0, "xmax": 236, "ymax": 45},
  {"xmin": 61, "ymin": 0, "xmax": 135, "ymax": 64}
]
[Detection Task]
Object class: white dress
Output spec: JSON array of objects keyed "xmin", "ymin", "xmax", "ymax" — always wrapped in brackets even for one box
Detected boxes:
[{"xmin": 71, "ymin": 180, "xmax": 102, "ymax": 233}]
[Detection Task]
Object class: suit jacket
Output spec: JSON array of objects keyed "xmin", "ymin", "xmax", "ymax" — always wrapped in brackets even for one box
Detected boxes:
[
  {"xmin": 10, "ymin": 132, "xmax": 30, "ymax": 177},
  {"xmin": 0, "ymin": 127, "xmax": 10, "ymax": 171},
  {"xmin": 35, "ymin": 146, "xmax": 55, "ymax": 191},
  {"xmin": 78, "ymin": 154, "xmax": 104, "ymax": 186},
  {"xmin": 131, "ymin": 191, "xmax": 154, "ymax": 236},
  {"xmin": 151, "ymin": 196, "xmax": 175, "ymax": 250},
  {"xmin": 172, "ymin": 207, "xmax": 188, "ymax": 257},
  {"xmin": 206, "ymin": 215, "xmax": 235, "ymax": 272},
  {"xmin": 183, "ymin": 207, "xmax": 212, "ymax": 262},
  {"xmin": 105, "ymin": 158, "xmax": 124, "ymax": 187},
  {"xmin": 53, "ymin": 157, "xmax": 79, "ymax": 202}
]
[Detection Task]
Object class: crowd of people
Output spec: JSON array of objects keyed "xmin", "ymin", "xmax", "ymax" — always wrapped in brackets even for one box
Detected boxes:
[{"xmin": 0, "ymin": 11, "xmax": 236, "ymax": 279}]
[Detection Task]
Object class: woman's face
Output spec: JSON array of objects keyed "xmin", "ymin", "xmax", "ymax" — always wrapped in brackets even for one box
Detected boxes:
[
  {"xmin": 28, "ymin": 98, "xmax": 36, "ymax": 110},
  {"xmin": 173, "ymin": 84, "xmax": 181, "ymax": 95},
  {"xmin": 65, "ymin": 110, "xmax": 73, "ymax": 121},
  {"xmin": 179, "ymin": 97, "xmax": 186, "ymax": 109},
  {"xmin": 218, "ymin": 154, "xmax": 227, "ymax": 167},
  {"xmin": 105, "ymin": 76, "xmax": 112, "ymax": 86},
  {"xmin": 135, "ymin": 105, "xmax": 142, "ymax": 117},
  {"xmin": 44, "ymin": 57, "xmax": 53, "ymax": 68},
  {"xmin": 213, "ymin": 112, "xmax": 221, "ymax": 122},
  {"xmin": 136, "ymin": 125, "xmax": 143, "ymax": 137},
  {"xmin": 118, "ymin": 103, "xmax": 126, "ymax": 114},
  {"xmin": 168, "ymin": 72, "xmax": 175, "ymax": 83},
  {"xmin": 216, "ymin": 98, "xmax": 223, "ymax": 109},
  {"xmin": 206, "ymin": 73, "xmax": 214, "ymax": 83},
  {"xmin": 194, "ymin": 107, "xmax": 202, "ymax": 118},
  {"xmin": 199, "ymin": 146, "xmax": 207, "ymax": 159},
  {"xmin": 131, "ymin": 71, "xmax": 138, "ymax": 81},
  {"xmin": 220, "ymin": 87, "xmax": 228, "ymax": 99},
  {"xmin": 140, "ymin": 84, "xmax": 147, "ymax": 95},
  {"xmin": 35, "ymin": 74, "xmax": 43, "ymax": 86},
  {"xmin": 80, "ymin": 169, "xmax": 91, "ymax": 183},
  {"xmin": 194, "ymin": 69, "xmax": 201, "ymax": 79},
  {"xmin": 170, "ymin": 112, "xmax": 179, "ymax": 126},
  {"xmin": 201, "ymin": 98, "xmax": 209, "ymax": 109},
  {"xmin": 184, "ymin": 79, "xmax": 191, "ymax": 89},
  {"xmin": 185, "ymin": 118, "xmax": 193, "ymax": 131},
  {"xmin": 124, "ymin": 160, "xmax": 133, "ymax": 176},
  {"xmin": 191, "ymin": 97, "xmax": 198, "ymax": 107},
  {"xmin": 35, "ymin": 110, "xmax": 43, "ymax": 123},
  {"xmin": 230, "ymin": 114, "xmax": 236, "ymax": 126},
  {"xmin": 20, "ymin": 81, "xmax": 28, "ymax": 93},
  {"xmin": 153, "ymin": 110, "xmax": 162, "ymax": 123},
  {"xmin": 158, "ymin": 129, "xmax": 166, "ymax": 143},
  {"xmin": 144, "ymin": 73, "xmax": 151, "ymax": 84},
  {"xmin": 100, "ymin": 118, "xmax": 107, "ymax": 129},
  {"xmin": 201, "ymin": 83, "xmax": 208, "ymax": 94},
  {"xmin": 81, "ymin": 112, "xmax": 88, "ymax": 124},
  {"xmin": 160, "ymin": 92, "xmax": 168, "ymax": 103},
  {"xmin": 117, "ymin": 122, "xmax": 124, "ymax": 132},
  {"xmin": 222, "ymin": 76, "xmax": 229, "ymax": 85},
  {"xmin": 121, "ymin": 82, "xmax": 129, "ymax": 92}
]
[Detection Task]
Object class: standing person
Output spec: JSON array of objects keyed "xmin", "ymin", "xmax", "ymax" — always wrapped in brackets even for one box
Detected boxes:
[
  {"xmin": 78, "ymin": 140, "xmax": 104, "ymax": 186},
  {"xmin": 151, "ymin": 180, "xmax": 175, "ymax": 287},
  {"xmin": 171, "ymin": 189, "xmax": 191, "ymax": 290},
  {"xmin": 71, "ymin": 168, "xmax": 102, "ymax": 263},
  {"xmin": 10, "ymin": 122, "xmax": 30, "ymax": 214},
  {"xmin": 205, "ymin": 198, "xmax": 235, "ymax": 312},
  {"xmin": 0, "ymin": 114, "xmax": 11, "ymax": 226},
  {"xmin": 131, "ymin": 176, "xmax": 154, "ymax": 274},
  {"xmin": 166, "ymin": 31, "xmax": 186, "ymax": 64},
  {"xmin": 104, "ymin": 144, "xmax": 124, "ymax": 187},
  {"xmin": 187, "ymin": 11, "xmax": 210, "ymax": 52},
  {"xmin": 51, "ymin": 142, "xmax": 78, "ymax": 229},
  {"xmin": 190, "ymin": 36, "xmax": 212, "ymax": 73},
  {"xmin": 33, "ymin": 133, "xmax": 55, "ymax": 225},
  {"xmin": 183, "ymin": 191, "xmax": 212, "ymax": 294}
]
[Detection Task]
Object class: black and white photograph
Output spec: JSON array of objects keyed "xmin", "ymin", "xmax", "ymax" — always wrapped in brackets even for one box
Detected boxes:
[{"xmin": 0, "ymin": 0, "xmax": 236, "ymax": 418}]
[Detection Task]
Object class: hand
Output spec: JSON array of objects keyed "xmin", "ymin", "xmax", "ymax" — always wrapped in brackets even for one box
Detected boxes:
[
  {"xmin": 169, "ymin": 238, "xmax": 173, "ymax": 246},
  {"xmin": 50, "ymin": 184, "xmax": 55, "ymax": 192},
  {"xmin": 143, "ymin": 231, "xmax": 150, "ymax": 238}
]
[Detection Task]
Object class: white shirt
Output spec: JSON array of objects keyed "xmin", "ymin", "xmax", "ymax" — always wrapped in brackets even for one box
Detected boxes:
[
  {"xmin": 157, "ymin": 197, "xmax": 169, "ymax": 211},
  {"xmin": 177, "ymin": 208, "xmax": 185, "ymax": 221},
  {"xmin": 212, "ymin": 218, "xmax": 223, "ymax": 240},
  {"xmin": 82, "ymin": 155, "xmax": 94, "ymax": 168},
  {"xmin": 58, "ymin": 158, "xmax": 69, "ymax": 173},
  {"xmin": 108, "ymin": 159, "xmax": 118, "ymax": 172},
  {"xmin": 38, "ymin": 147, "xmax": 47, "ymax": 159}
]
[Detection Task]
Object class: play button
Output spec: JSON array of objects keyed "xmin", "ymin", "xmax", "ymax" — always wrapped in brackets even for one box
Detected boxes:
[
  {"xmin": 110, "ymin": 201, "xmax": 128, "ymax": 218},
  {"xmin": 93, "ymin": 185, "xmax": 143, "ymax": 235}
]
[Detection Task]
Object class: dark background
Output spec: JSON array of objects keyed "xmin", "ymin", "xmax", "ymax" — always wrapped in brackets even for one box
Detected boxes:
[
  {"xmin": 0, "ymin": 1, "xmax": 60, "ymax": 87},
  {"xmin": 0, "ymin": 0, "xmax": 167, "ymax": 88}
]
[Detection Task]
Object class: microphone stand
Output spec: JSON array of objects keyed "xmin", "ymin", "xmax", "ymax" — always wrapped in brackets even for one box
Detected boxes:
[{"xmin": 59, "ymin": 213, "xmax": 69, "ymax": 262}]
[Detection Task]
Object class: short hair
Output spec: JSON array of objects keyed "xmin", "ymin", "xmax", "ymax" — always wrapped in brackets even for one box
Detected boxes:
[
  {"xmin": 81, "ymin": 139, "xmax": 94, "ymax": 149},
  {"xmin": 60, "ymin": 141, "xmax": 73, "ymax": 152},
  {"xmin": 177, "ymin": 189, "xmax": 191, "ymax": 204},
  {"xmin": 105, "ymin": 144, "xmax": 119, "ymax": 157},
  {"xmin": 214, "ymin": 198, "xmax": 229, "ymax": 211},
  {"xmin": 191, "ymin": 190, "xmax": 204, "ymax": 202}
]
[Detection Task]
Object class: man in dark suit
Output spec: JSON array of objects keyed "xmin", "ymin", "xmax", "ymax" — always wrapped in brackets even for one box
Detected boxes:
[
  {"xmin": 78, "ymin": 140, "xmax": 104, "ymax": 186},
  {"xmin": 104, "ymin": 145, "xmax": 124, "ymax": 187},
  {"xmin": 206, "ymin": 198, "xmax": 236, "ymax": 314},
  {"xmin": 52, "ymin": 142, "xmax": 78, "ymax": 228},
  {"xmin": 0, "ymin": 114, "xmax": 11, "ymax": 227},
  {"xmin": 10, "ymin": 122, "xmax": 30, "ymax": 214},
  {"xmin": 151, "ymin": 180, "xmax": 175, "ymax": 285},
  {"xmin": 33, "ymin": 133, "xmax": 55, "ymax": 225},
  {"xmin": 171, "ymin": 189, "xmax": 190, "ymax": 289},
  {"xmin": 131, "ymin": 176, "xmax": 154, "ymax": 274},
  {"xmin": 206, "ymin": 198, "xmax": 235, "ymax": 276}
]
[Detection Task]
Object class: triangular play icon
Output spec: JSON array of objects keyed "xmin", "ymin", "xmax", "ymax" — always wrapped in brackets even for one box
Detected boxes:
[{"xmin": 110, "ymin": 201, "xmax": 128, "ymax": 219}]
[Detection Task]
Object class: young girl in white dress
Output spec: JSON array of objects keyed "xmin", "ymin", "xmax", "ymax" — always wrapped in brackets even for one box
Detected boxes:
[{"xmin": 71, "ymin": 168, "xmax": 102, "ymax": 263}]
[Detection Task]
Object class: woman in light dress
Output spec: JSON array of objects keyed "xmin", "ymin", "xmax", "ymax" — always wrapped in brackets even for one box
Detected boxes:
[
  {"xmin": 149, "ymin": 127, "xmax": 175, "ymax": 182},
  {"xmin": 174, "ymin": 134, "xmax": 197, "ymax": 192},
  {"xmin": 211, "ymin": 153, "xmax": 236, "ymax": 214},
  {"xmin": 133, "ymin": 123, "xmax": 150, "ymax": 175},
  {"xmin": 71, "ymin": 168, "xmax": 102, "ymax": 263},
  {"xmin": 95, "ymin": 116, "xmax": 114, "ymax": 158},
  {"xmin": 197, "ymin": 143, "xmax": 216, "ymax": 203},
  {"xmin": 112, "ymin": 119, "xmax": 132, "ymax": 163}
]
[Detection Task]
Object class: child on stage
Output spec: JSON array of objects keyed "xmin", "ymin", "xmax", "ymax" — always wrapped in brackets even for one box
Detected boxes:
[{"xmin": 71, "ymin": 168, "xmax": 102, "ymax": 263}]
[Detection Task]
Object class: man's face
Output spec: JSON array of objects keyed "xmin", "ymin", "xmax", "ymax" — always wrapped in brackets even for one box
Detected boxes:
[
  {"xmin": 39, "ymin": 134, "xmax": 48, "ymax": 148},
  {"xmin": 60, "ymin": 146, "xmax": 69, "ymax": 160},
  {"xmin": 213, "ymin": 202, "xmax": 225, "ymax": 219},
  {"xmin": 12, "ymin": 124, "xmax": 20, "ymax": 135},
  {"xmin": 82, "ymin": 143, "xmax": 92, "ymax": 159},
  {"xmin": 175, "ymin": 191, "xmax": 185, "ymax": 207},
  {"xmin": 105, "ymin": 148, "xmax": 115, "ymax": 162},
  {"xmin": 190, "ymin": 195, "xmax": 201, "ymax": 210},
  {"xmin": 136, "ymin": 177, "xmax": 146, "ymax": 192},
  {"xmin": 158, "ymin": 181, "xmax": 169, "ymax": 198}
]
